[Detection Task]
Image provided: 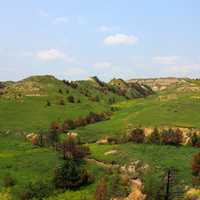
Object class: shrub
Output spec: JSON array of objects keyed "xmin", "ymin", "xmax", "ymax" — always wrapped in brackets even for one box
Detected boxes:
[
  {"xmin": 46, "ymin": 100, "xmax": 51, "ymax": 107},
  {"xmin": 74, "ymin": 117, "xmax": 86, "ymax": 127},
  {"xmin": 3, "ymin": 175, "xmax": 15, "ymax": 187},
  {"xmin": 190, "ymin": 133, "xmax": 200, "ymax": 147},
  {"xmin": 129, "ymin": 128, "xmax": 145, "ymax": 143},
  {"xmin": 67, "ymin": 95, "xmax": 75, "ymax": 103},
  {"xmin": 58, "ymin": 89, "xmax": 63, "ymax": 94},
  {"xmin": 161, "ymin": 128, "xmax": 183, "ymax": 146},
  {"xmin": 62, "ymin": 120, "xmax": 75, "ymax": 132},
  {"xmin": 19, "ymin": 181, "xmax": 52, "ymax": 200},
  {"xmin": 95, "ymin": 177, "xmax": 109, "ymax": 200},
  {"xmin": 108, "ymin": 174, "xmax": 129, "ymax": 199},
  {"xmin": 59, "ymin": 99, "xmax": 65, "ymax": 105},
  {"xmin": 192, "ymin": 152, "xmax": 200, "ymax": 184},
  {"xmin": 77, "ymin": 99, "xmax": 81, "ymax": 103},
  {"xmin": 50, "ymin": 122, "xmax": 61, "ymax": 132},
  {"xmin": 59, "ymin": 135, "xmax": 90, "ymax": 161},
  {"xmin": 148, "ymin": 128, "xmax": 161, "ymax": 144},
  {"xmin": 54, "ymin": 157, "xmax": 92, "ymax": 189}
]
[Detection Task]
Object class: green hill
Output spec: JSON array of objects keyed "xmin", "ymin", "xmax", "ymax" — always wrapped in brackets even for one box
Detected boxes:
[{"xmin": 0, "ymin": 75, "xmax": 152, "ymax": 132}]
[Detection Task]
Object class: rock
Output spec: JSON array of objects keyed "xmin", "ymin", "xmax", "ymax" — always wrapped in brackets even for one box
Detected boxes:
[
  {"xmin": 67, "ymin": 132, "xmax": 78, "ymax": 138},
  {"xmin": 26, "ymin": 133, "xmax": 37, "ymax": 141},
  {"xmin": 104, "ymin": 150, "xmax": 118, "ymax": 156},
  {"xmin": 96, "ymin": 138, "xmax": 108, "ymax": 144}
]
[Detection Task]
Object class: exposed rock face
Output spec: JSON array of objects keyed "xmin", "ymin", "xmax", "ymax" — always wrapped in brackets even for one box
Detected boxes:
[{"xmin": 128, "ymin": 77, "xmax": 185, "ymax": 91}]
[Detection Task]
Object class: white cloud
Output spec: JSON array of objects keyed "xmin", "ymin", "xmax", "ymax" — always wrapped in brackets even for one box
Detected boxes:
[
  {"xmin": 38, "ymin": 9, "xmax": 49, "ymax": 17},
  {"xmin": 53, "ymin": 17, "xmax": 69, "ymax": 24},
  {"xmin": 36, "ymin": 49, "xmax": 74, "ymax": 63},
  {"xmin": 152, "ymin": 56, "xmax": 179, "ymax": 65},
  {"xmin": 104, "ymin": 34, "xmax": 138, "ymax": 45},
  {"xmin": 93, "ymin": 62, "xmax": 111, "ymax": 69}
]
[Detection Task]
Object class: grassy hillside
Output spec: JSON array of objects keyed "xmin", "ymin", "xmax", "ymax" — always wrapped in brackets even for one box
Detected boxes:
[
  {"xmin": 75, "ymin": 79, "xmax": 200, "ymax": 142},
  {"xmin": 0, "ymin": 75, "xmax": 152, "ymax": 132}
]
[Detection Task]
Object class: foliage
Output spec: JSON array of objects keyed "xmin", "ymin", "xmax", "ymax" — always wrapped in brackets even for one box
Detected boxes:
[
  {"xmin": 128, "ymin": 128, "xmax": 145, "ymax": 143},
  {"xmin": 161, "ymin": 128, "xmax": 183, "ymax": 146},
  {"xmin": 53, "ymin": 157, "xmax": 92, "ymax": 189},
  {"xmin": 190, "ymin": 133, "xmax": 200, "ymax": 147},
  {"xmin": 147, "ymin": 128, "xmax": 161, "ymax": 144},
  {"xmin": 67, "ymin": 95, "xmax": 75, "ymax": 103},
  {"xmin": 19, "ymin": 181, "xmax": 52, "ymax": 200},
  {"xmin": 108, "ymin": 174, "xmax": 129, "ymax": 199}
]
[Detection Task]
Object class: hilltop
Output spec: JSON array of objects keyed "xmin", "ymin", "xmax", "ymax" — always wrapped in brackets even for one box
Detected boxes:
[{"xmin": 128, "ymin": 77, "xmax": 187, "ymax": 91}]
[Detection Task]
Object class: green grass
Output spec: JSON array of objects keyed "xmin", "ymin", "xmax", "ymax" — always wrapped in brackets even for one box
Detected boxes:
[
  {"xmin": 76, "ymin": 91, "xmax": 200, "ymax": 142},
  {"xmin": 0, "ymin": 134, "xmax": 108, "ymax": 200},
  {"xmin": 89, "ymin": 143, "xmax": 199, "ymax": 184}
]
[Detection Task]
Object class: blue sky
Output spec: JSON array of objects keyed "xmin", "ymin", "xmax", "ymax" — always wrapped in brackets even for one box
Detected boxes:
[{"xmin": 0, "ymin": 0, "xmax": 200, "ymax": 81}]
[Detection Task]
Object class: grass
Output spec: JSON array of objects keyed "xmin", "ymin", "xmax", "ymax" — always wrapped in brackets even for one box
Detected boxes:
[
  {"xmin": 76, "ymin": 91, "xmax": 200, "ymax": 142},
  {"xmin": 89, "ymin": 143, "xmax": 199, "ymax": 184},
  {"xmin": 0, "ymin": 134, "xmax": 108, "ymax": 200}
]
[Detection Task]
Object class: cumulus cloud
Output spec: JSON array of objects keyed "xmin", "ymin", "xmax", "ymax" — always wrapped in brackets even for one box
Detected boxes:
[
  {"xmin": 104, "ymin": 34, "xmax": 138, "ymax": 45},
  {"xmin": 53, "ymin": 17, "xmax": 69, "ymax": 24},
  {"xmin": 93, "ymin": 62, "xmax": 111, "ymax": 69},
  {"xmin": 152, "ymin": 56, "xmax": 179, "ymax": 65},
  {"xmin": 36, "ymin": 49, "xmax": 74, "ymax": 62}
]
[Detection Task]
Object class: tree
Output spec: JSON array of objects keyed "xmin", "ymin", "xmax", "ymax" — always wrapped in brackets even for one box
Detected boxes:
[
  {"xmin": 54, "ymin": 157, "xmax": 91, "ymax": 189},
  {"xmin": 67, "ymin": 95, "xmax": 75, "ymax": 103},
  {"xmin": 95, "ymin": 177, "xmax": 109, "ymax": 200},
  {"xmin": 46, "ymin": 100, "xmax": 51, "ymax": 107},
  {"xmin": 58, "ymin": 135, "xmax": 90, "ymax": 161}
]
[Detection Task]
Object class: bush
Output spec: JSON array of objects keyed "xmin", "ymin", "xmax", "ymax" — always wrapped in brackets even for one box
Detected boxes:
[
  {"xmin": 50, "ymin": 121, "xmax": 61, "ymax": 132},
  {"xmin": 161, "ymin": 128, "xmax": 183, "ymax": 146},
  {"xmin": 3, "ymin": 175, "xmax": 15, "ymax": 187},
  {"xmin": 108, "ymin": 174, "xmax": 129, "ymax": 199},
  {"xmin": 59, "ymin": 99, "xmax": 65, "ymax": 105},
  {"xmin": 19, "ymin": 181, "xmax": 52, "ymax": 200},
  {"xmin": 58, "ymin": 135, "xmax": 90, "ymax": 161},
  {"xmin": 190, "ymin": 133, "xmax": 200, "ymax": 147},
  {"xmin": 62, "ymin": 120, "xmax": 75, "ymax": 132},
  {"xmin": 46, "ymin": 100, "xmax": 51, "ymax": 107},
  {"xmin": 58, "ymin": 89, "xmax": 63, "ymax": 94},
  {"xmin": 54, "ymin": 157, "xmax": 92, "ymax": 189},
  {"xmin": 129, "ymin": 128, "xmax": 145, "ymax": 143},
  {"xmin": 67, "ymin": 95, "xmax": 75, "ymax": 103},
  {"xmin": 148, "ymin": 128, "xmax": 161, "ymax": 144}
]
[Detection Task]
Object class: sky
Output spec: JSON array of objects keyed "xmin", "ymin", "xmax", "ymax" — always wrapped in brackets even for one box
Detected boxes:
[{"xmin": 1, "ymin": 0, "xmax": 200, "ymax": 81}]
